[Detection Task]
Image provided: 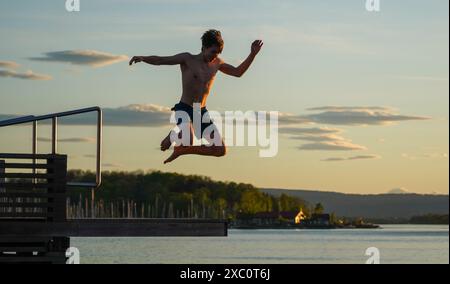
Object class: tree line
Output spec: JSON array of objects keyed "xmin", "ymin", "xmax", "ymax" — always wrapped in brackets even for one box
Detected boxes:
[{"xmin": 66, "ymin": 170, "xmax": 311, "ymax": 219}]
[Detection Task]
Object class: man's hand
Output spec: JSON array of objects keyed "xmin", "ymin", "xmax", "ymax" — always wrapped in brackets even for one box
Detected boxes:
[
  {"xmin": 251, "ymin": 40, "xmax": 263, "ymax": 56},
  {"xmin": 129, "ymin": 56, "xmax": 144, "ymax": 66}
]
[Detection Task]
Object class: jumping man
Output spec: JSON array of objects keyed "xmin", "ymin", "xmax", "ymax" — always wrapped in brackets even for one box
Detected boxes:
[{"xmin": 129, "ymin": 29, "xmax": 263, "ymax": 164}]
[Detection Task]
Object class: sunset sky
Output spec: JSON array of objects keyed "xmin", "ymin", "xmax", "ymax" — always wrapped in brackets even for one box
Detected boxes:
[{"xmin": 0, "ymin": 0, "xmax": 448, "ymax": 194}]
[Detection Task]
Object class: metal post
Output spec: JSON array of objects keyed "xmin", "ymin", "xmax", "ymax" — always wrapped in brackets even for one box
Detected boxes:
[
  {"xmin": 96, "ymin": 110, "xmax": 102, "ymax": 187},
  {"xmin": 0, "ymin": 160, "xmax": 4, "ymax": 193},
  {"xmin": 32, "ymin": 121, "xmax": 37, "ymax": 183},
  {"xmin": 91, "ymin": 188, "xmax": 95, "ymax": 218},
  {"xmin": 52, "ymin": 117, "xmax": 57, "ymax": 154},
  {"xmin": 0, "ymin": 160, "xmax": 4, "ymax": 215}
]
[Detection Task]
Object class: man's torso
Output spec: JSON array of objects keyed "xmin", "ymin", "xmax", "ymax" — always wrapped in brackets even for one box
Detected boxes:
[{"xmin": 179, "ymin": 54, "xmax": 222, "ymax": 107}]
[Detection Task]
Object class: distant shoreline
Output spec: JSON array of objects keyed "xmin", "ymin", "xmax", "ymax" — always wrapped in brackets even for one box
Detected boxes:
[
  {"xmin": 229, "ymin": 223, "xmax": 450, "ymax": 230},
  {"xmin": 229, "ymin": 224, "xmax": 381, "ymax": 230}
]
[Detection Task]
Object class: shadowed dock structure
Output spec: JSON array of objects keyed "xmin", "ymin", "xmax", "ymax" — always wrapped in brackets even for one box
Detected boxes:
[
  {"xmin": 0, "ymin": 218, "xmax": 228, "ymax": 238},
  {"xmin": 0, "ymin": 107, "xmax": 227, "ymax": 264}
]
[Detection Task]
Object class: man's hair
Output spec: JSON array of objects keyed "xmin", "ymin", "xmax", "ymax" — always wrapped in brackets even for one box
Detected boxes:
[{"xmin": 201, "ymin": 29, "xmax": 224, "ymax": 53}]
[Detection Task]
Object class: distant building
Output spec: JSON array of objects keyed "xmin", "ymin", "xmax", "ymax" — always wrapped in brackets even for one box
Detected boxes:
[
  {"xmin": 235, "ymin": 211, "xmax": 279, "ymax": 226},
  {"xmin": 279, "ymin": 211, "xmax": 297, "ymax": 221},
  {"xmin": 304, "ymin": 213, "xmax": 331, "ymax": 227},
  {"xmin": 295, "ymin": 209, "xmax": 306, "ymax": 224},
  {"xmin": 234, "ymin": 209, "xmax": 306, "ymax": 227}
]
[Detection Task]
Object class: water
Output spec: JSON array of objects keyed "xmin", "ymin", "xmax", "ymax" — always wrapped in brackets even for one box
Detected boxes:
[{"xmin": 71, "ymin": 225, "xmax": 449, "ymax": 264}]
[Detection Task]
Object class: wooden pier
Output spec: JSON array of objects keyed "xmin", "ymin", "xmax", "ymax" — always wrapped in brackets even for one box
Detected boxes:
[{"xmin": 0, "ymin": 153, "xmax": 227, "ymax": 264}]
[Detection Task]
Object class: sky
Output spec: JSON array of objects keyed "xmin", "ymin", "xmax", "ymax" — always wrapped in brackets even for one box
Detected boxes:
[{"xmin": 0, "ymin": 0, "xmax": 448, "ymax": 194}]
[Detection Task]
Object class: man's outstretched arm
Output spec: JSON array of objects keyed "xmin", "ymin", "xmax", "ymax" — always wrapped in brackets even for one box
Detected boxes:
[
  {"xmin": 129, "ymin": 52, "xmax": 189, "ymax": 66},
  {"xmin": 219, "ymin": 40, "xmax": 263, "ymax": 77}
]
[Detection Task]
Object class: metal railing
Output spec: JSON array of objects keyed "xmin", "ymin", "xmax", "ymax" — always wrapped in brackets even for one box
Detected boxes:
[{"xmin": 0, "ymin": 107, "xmax": 102, "ymax": 188}]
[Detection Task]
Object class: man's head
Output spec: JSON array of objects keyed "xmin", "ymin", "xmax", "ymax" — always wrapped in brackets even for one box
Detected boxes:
[{"xmin": 201, "ymin": 29, "xmax": 224, "ymax": 62}]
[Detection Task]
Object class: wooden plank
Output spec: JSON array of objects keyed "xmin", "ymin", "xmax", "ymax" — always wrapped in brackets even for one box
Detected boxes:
[
  {"xmin": 0, "ymin": 183, "xmax": 51, "ymax": 189},
  {"xmin": 0, "ymin": 236, "xmax": 51, "ymax": 242},
  {"xmin": 0, "ymin": 202, "xmax": 51, "ymax": 208},
  {"xmin": 0, "ymin": 160, "xmax": 4, "ymax": 193},
  {"xmin": 46, "ymin": 156, "xmax": 67, "ymax": 222},
  {"xmin": 1, "ymin": 163, "xmax": 53, "ymax": 169},
  {"xmin": 0, "ymin": 155, "xmax": 67, "ymax": 223},
  {"xmin": 0, "ymin": 153, "xmax": 59, "ymax": 159},
  {"xmin": 0, "ymin": 173, "xmax": 54, "ymax": 179},
  {"xmin": 0, "ymin": 246, "xmax": 47, "ymax": 253},
  {"xmin": 0, "ymin": 192, "xmax": 54, "ymax": 198},
  {"xmin": 0, "ymin": 255, "xmax": 67, "ymax": 263},
  {"xmin": 0, "ymin": 235, "xmax": 69, "ymax": 264},
  {"xmin": 0, "ymin": 212, "xmax": 53, "ymax": 218},
  {"xmin": 0, "ymin": 219, "xmax": 228, "ymax": 237},
  {"xmin": 0, "ymin": 182, "xmax": 52, "ymax": 190}
]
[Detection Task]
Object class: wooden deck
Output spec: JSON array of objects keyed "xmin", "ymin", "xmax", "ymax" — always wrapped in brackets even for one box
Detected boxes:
[
  {"xmin": 0, "ymin": 153, "xmax": 227, "ymax": 263},
  {"xmin": 0, "ymin": 218, "xmax": 228, "ymax": 237}
]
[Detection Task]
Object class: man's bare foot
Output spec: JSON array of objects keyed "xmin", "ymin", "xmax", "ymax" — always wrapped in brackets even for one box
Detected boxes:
[
  {"xmin": 164, "ymin": 146, "xmax": 185, "ymax": 164},
  {"xmin": 160, "ymin": 135, "xmax": 172, "ymax": 151}
]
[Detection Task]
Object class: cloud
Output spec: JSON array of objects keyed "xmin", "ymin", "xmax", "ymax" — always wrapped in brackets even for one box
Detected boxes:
[
  {"xmin": 291, "ymin": 133, "xmax": 347, "ymax": 142},
  {"xmin": 401, "ymin": 152, "xmax": 448, "ymax": 160},
  {"xmin": 40, "ymin": 104, "xmax": 171, "ymax": 127},
  {"xmin": 278, "ymin": 106, "xmax": 429, "ymax": 126},
  {"xmin": 0, "ymin": 104, "xmax": 431, "ymax": 131},
  {"xmin": 401, "ymin": 153, "xmax": 417, "ymax": 160},
  {"xmin": 0, "ymin": 61, "xmax": 20, "ymax": 69},
  {"xmin": 300, "ymin": 107, "xmax": 430, "ymax": 126},
  {"xmin": 29, "ymin": 50, "xmax": 128, "ymax": 67},
  {"xmin": 306, "ymin": 106, "xmax": 395, "ymax": 112},
  {"xmin": 320, "ymin": 157, "xmax": 346, "ymax": 162},
  {"xmin": 322, "ymin": 154, "xmax": 381, "ymax": 162},
  {"xmin": 101, "ymin": 104, "xmax": 171, "ymax": 127},
  {"xmin": 278, "ymin": 112, "xmax": 312, "ymax": 126},
  {"xmin": 102, "ymin": 162, "xmax": 122, "ymax": 168},
  {"xmin": 298, "ymin": 141, "xmax": 367, "ymax": 151},
  {"xmin": 82, "ymin": 156, "xmax": 123, "ymax": 168},
  {"xmin": 422, "ymin": 153, "xmax": 449, "ymax": 159},
  {"xmin": 37, "ymin": 137, "xmax": 95, "ymax": 143},
  {"xmin": 0, "ymin": 104, "xmax": 172, "ymax": 127},
  {"xmin": 348, "ymin": 155, "xmax": 381, "ymax": 160},
  {"xmin": 0, "ymin": 69, "xmax": 52, "ymax": 80},
  {"xmin": 278, "ymin": 127, "xmax": 341, "ymax": 135},
  {"xmin": 279, "ymin": 126, "xmax": 365, "ymax": 152},
  {"xmin": 279, "ymin": 106, "xmax": 430, "ymax": 155},
  {"xmin": 0, "ymin": 60, "xmax": 51, "ymax": 81},
  {"xmin": 57, "ymin": 104, "xmax": 171, "ymax": 127}
]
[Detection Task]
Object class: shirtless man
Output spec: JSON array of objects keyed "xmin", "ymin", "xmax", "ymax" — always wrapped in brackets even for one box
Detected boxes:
[{"xmin": 129, "ymin": 29, "xmax": 263, "ymax": 164}]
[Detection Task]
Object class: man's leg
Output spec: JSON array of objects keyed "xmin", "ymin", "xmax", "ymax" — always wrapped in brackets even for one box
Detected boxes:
[
  {"xmin": 161, "ymin": 126, "xmax": 189, "ymax": 152},
  {"xmin": 160, "ymin": 132, "xmax": 172, "ymax": 151},
  {"xmin": 162, "ymin": 103, "xmax": 190, "ymax": 151},
  {"xmin": 164, "ymin": 125, "xmax": 226, "ymax": 164}
]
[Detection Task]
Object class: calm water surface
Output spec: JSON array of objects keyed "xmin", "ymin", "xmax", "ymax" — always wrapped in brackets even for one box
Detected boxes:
[{"xmin": 71, "ymin": 225, "xmax": 449, "ymax": 264}]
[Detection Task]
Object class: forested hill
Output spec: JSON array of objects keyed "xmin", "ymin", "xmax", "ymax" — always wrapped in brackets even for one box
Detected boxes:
[
  {"xmin": 262, "ymin": 188, "xmax": 449, "ymax": 219},
  {"xmin": 67, "ymin": 170, "xmax": 309, "ymax": 219}
]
